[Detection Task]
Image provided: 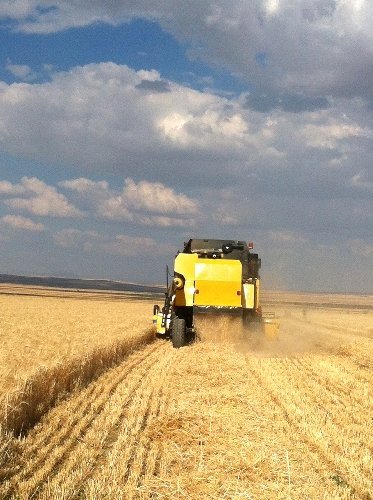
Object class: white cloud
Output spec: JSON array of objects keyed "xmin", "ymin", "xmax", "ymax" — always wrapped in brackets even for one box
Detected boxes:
[
  {"xmin": 0, "ymin": 214, "xmax": 45, "ymax": 232},
  {"xmin": 0, "ymin": 62, "xmax": 369, "ymax": 199},
  {"xmin": 301, "ymin": 121, "xmax": 371, "ymax": 150},
  {"xmin": 0, "ymin": 180, "xmax": 25, "ymax": 195},
  {"xmin": 0, "ymin": 0, "xmax": 37, "ymax": 19},
  {"xmin": 0, "ymin": 63, "xmax": 244, "ymax": 166},
  {"xmin": 350, "ymin": 172, "xmax": 373, "ymax": 192},
  {"xmin": 123, "ymin": 178, "xmax": 197, "ymax": 215},
  {"xmin": 6, "ymin": 60, "xmax": 36, "ymax": 81},
  {"xmin": 0, "ymin": 177, "xmax": 83, "ymax": 217},
  {"xmin": 0, "ymin": 63, "xmax": 286, "ymax": 176},
  {"xmin": 59, "ymin": 178, "xmax": 109, "ymax": 194},
  {"xmin": 1, "ymin": 174, "xmax": 197, "ymax": 228},
  {"xmin": 2, "ymin": 2, "xmax": 373, "ymax": 103},
  {"xmin": 60, "ymin": 176, "xmax": 198, "ymax": 226},
  {"xmin": 158, "ymin": 109, "xmax": 250, "ymax": 149},
  {"xmin": 264, "ymin": 0, "xmax": 280, "ymax": 16},
  {"xmin": 53, "ymin": 228, "xmax": 101, "ymax": 248},
  {"xmin": 53, "ymin": 228, "xmax": 171, "ymax": 256}
]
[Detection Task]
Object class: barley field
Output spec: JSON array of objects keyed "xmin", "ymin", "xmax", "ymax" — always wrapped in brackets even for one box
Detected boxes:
[{"xmin": 0, "ymin": 286, "xmax": 372, "ymax": 499}]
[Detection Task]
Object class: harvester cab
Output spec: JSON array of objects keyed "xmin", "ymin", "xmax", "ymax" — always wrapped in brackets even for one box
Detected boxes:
[{"xmin": 152, "ymin": 238, "xmax": 279, "ymax": 348}]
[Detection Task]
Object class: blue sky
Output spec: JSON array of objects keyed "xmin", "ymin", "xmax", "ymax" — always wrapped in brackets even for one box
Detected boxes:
[
  {"xmin": 0, "ymin": 19, "xmax": 248, "ymax": 92},
  {"xmin": 0, "ymin": 1, "xmax": 372, "ymax": 292}
]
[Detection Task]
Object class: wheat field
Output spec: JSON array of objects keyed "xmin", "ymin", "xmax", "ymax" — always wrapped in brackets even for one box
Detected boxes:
[{"xmin": 0, "ymin": 286, "xmax": 372, "ymax": 499}]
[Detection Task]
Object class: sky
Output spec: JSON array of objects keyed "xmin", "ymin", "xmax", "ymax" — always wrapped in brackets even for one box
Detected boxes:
[{"xmin": 0, "ymin": 1, "xmax": 372, "ymax": 293}]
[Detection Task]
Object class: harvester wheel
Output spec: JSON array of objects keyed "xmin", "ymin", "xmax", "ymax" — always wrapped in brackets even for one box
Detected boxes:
[
  {"xmin": 242, "ymin": 309, "xmax": 254, "ymax": 326},
  {"xmin": 171, "ymin": 317, "xmax": 186, "ymax": 348}
]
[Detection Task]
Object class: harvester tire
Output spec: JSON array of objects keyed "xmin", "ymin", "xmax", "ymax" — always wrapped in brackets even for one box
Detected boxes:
[
  {"xmin": 242, "ymin": 309, "xmax": 253, "ymax": 326},
  {"xmin": 171, "ymin": 317, "xmax": 186, "ymax": 348}
]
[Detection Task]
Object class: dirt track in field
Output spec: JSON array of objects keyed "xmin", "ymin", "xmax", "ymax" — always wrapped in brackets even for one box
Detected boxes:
[{"xmin": 1, "ymin": 308, "xmax": 372, "ymax": 499}]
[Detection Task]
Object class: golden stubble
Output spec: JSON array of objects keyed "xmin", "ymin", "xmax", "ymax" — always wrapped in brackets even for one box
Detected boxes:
[{"xmin": 0, "ymin": 286, "xmax": 372, "ymax": 499}]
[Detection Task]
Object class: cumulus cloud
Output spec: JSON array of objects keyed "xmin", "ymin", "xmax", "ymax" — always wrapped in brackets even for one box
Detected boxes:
[
  {"xmin": 0, "ymin": 214, "xmax": 45, "ymax": 231},
  {"xmin": 0, "ymin": 175, "xmax": 198, "ymax": 228},
  {"xmin": 3, "ymin": 60, "xmax": 366, "ymax": 235},
  {"xmin": 60, "ymin": 176, "xmax": 198, "ymax": 226},
  {"xmin": 59, "ymin": 178, "xmax": 109, "ymax": 194},
  {"xmin": 0, "ymin": 63, "xmax": 285, "ymax": 176},
  {"xmin": 0, "ymin": 61, "xmax": 371, "ymax": 260},
  {"xmin": 0, "ymin": 62, "xmax": 371, "ymax": 199},
  {"xmin": 6, "ymin": 60, "xmax": 36, "ymax": 81},
  {"xmin": 0, "ymin": 177, "xmax": 83, "ymax": 217},
  {"xmin": 2, "ymin": 1, "xmax": 373, "ymax": 104},
  {"xmin": 123, "ymin": 178, "xmax": 197, "ymax": 215},
  {"xmin": 301, "ymin": 121, "xmax": 371, "ymax": 150},
  {"xmin": 0, "ymin": 180, "xmax": 25, "ymax": 195}
]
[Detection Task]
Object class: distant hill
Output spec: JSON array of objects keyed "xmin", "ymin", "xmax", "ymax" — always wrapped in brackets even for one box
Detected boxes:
[{"xmin": 0, "ymin": 274, "xmax": 164, "ymax": 295}]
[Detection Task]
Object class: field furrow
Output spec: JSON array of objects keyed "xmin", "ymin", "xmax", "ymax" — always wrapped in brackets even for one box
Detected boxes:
[
  {"xmin": 137, "ymin": 344, "xmax": 357, "ymax": 498},
  {"xmin": 287, "ymin": 358, "xmax": 371, "ymax": 428},
  {"xmin": 16, "ymin": 341, "xmax": 160, "ymax": 467},
  {"xmin": 135, "ymin": 387, "xmax": 171, "ymax": 493},
  {"xmin": 248, "ymin": 356, "xmax": 372, "ymax": 497},
  {"xmin": 43, "ymin": 342, "xmax": 174, "ymax": 499},
  {"xmin": 2, "ymin": 342, "xmax": 165, "ymax": 499}
]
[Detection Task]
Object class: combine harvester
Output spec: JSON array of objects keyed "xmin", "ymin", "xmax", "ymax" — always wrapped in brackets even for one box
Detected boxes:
[{"xmin": 153, "ymin": 239, "xmax": 279, "ymax": 348}]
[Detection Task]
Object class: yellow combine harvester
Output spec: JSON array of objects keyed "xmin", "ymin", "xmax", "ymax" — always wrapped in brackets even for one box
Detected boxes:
[{"xmin": 153, "ymin": 238, "xmax": 278, "ymax": 348}]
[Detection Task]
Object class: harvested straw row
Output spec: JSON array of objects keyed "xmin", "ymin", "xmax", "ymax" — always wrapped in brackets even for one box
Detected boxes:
[
  {"xmin": 42, "ymin": 343, "xmax": 173, "ymax": 499},
  {"xmin": 1, "ymin": 342, "xmax": 168, "ymax": 499},
  {"xmin": 0, "ymin": 328, "xmax": 154, "ymax": 437},
  {"xmin": 0, "ymin": 426, "xmax": 22, "ymax": 483}
]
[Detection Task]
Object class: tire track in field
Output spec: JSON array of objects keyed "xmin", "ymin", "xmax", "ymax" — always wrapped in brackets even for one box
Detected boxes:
[
  {"xmin": 125, "ymin": 373, "xmax": 172, "ymax": 495},
  {"xmin": 46, "ymin": 350, "xmax": 166, "ymax": 495},
  {"xmin": 135, "ymin": 386, "xmax": 170, "ymax": 490},
  {"xmin": 3, "ymin": 341, "xmax": 167, "ymax": 499},
  {"xmin": 246, "ymin": 356, "xmax": 372, "ymax": 498},
  {"xmin": 21, "ymin": 341, "xmax": 160, "ymax": 460},
  {"xmin": 290, "ymin": 357, "xmax": 371, "ymax": 416},
  {"xmin": 140, "ymin": 344, "xmax": 352, "ymax": 498},
  {"xmin": 29, "ymin": 342, "xmax": 173, "ymax": 500},
  {"xmin": 245, "ymin": 358, "xmax": 349, "ymax": 487},
  {"xmin": 274, "ymin": 358, "xmax": 372, "ymax": 463},
  {"xmin": 282, "ymin": 357, "xmax": 372, "ymax": 484},
  {"xmin": 140, "ymin": 384, "xmax": 171, "ymax": 491},
  {"xmin": 80, "ymin": 345, "xmax": 175, "ymax": 499}
]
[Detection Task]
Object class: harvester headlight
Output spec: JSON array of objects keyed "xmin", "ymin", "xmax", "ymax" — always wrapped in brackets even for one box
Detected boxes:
[{"xmin": 173, "ymin": 276, "xmax": 184, "ymax": 289}]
